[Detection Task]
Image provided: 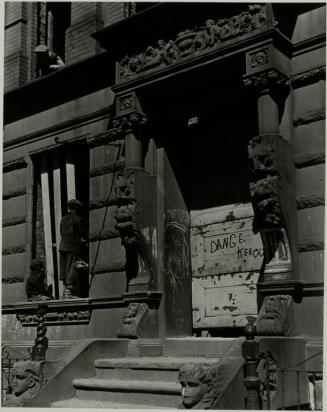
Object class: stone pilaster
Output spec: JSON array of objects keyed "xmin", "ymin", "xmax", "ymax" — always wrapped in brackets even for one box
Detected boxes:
[{"xmin": 243, "ymin": 46, "xmax": 298, "ymax": 286}]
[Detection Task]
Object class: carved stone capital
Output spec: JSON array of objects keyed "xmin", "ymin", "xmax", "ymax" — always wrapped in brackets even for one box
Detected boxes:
[
  {"xmin": 112, "ymin": 112, "xmax": 148, "ymax": 135},
  {"xmin": 256, "ymin": 295, "xmax": 292, "ymax": 335},
  {"xmin": 243, "ymin": 69, "xmax": 290, "ymax": 92}
]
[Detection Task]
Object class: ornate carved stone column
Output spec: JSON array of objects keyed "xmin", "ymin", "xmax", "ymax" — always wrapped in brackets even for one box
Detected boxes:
[
  {"xmin": 243, "ymin": 45, "xmax": 298, "ymax": 289},
  {"xmin": 113, "ymin": 92, "xmax": 159, "ymax": 338}
]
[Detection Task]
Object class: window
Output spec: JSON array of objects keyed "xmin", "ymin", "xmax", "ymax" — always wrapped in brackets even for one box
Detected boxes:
[
  {"xmin": 36, "ymin": 2, "xmax": 71, "ymax": 61},
  {"xmin": 32, "ymin": 145, "xmax": 89, "ymax": 299}
]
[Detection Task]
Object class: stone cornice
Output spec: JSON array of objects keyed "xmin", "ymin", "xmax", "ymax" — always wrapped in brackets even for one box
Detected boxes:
[{"xmin": 258, "ymin": 280, "xmax": 324, "ymax": 303}]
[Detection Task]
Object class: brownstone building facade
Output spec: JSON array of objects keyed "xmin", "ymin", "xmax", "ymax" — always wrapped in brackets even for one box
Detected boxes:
[{"xmin": 2, "ymin": 2, "xmax": 325, "ymax": 409}]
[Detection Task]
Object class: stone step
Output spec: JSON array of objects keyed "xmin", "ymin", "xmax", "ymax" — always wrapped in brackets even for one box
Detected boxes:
[
  {"xmin": 73, "ymin": 378, "xmax": 181, "ymax": 407},
  {"xmin": 52, "ymin": 397, "xmax": 176, "ymax": 408},
  {"xmin": 95, "ymin": 356, "xmax": 220, "ymax": 381},
  {"xmin": 164, "ymin": 337, "xmax": 237, "ymax": 357}
]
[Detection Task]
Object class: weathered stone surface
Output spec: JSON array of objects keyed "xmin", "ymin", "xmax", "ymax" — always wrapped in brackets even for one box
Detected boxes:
[
  {"xmin": 299, "ymin": 240, "xmax": 324, "ymax": 252},
  {"xmin": 296, "ymin": 195, "xmax": 324, "ymax": 209},
  {"xmin": 289, "ymin": 296, "xmax": 323, "ymax": 337},
  {"xmin": 292, "ymin": 66, "xmax": 325, "ymax": 88},
  {"xmin": 294, "ymin": 120, "xmax": 325, "ymax": 156},
  {"xmin": 89, "ymin": 238, "xmax": 125, "ymax": 273},
  {"xmin": 292, "ymin": 6, "xmax": 326, "ymax": 43},
  {"xmin": 89, "ymin": 206, "xmax": 119, "ymax": 240},
  {"xmin": 292, "ymin": 48, "xmax": 325, "ymax": 77},
  {"xmin": 297, "ymin": 206, "xmax": 324, "ymax": 247},
  {"xmin": 2, "ymin": 223, "xmax": 27, "ymax": 250},
  {"xmin": 3, "ymin": 168, "xmax": 27, "ymax": 196},
  {"xmin": 2, "ymin": 282, "xmax": 26, "ymax": 305},
  {"xmin": 2, "ymin": 252, "xmax": 27, "ymax": 278},
  {"xmin": 293, "ymin": 81, "xmax": 325, "ymax": 125},
  {"xmin": 90, "ymin": 144, "xmax": 123, "ymax": 170},
  {"xmin": 4, "ymin": 88, "xmax": 114, "ymax": 144},
  {"xmin": 299, "ymin": 250, "xmax": 324, "ymax": 282},
  {"xmin": 294, "ymin": 151, "xmax": 325, "ymax": 168},
  {"xmin": 296, "ymin": 163, "xmax": 325, "ymax": 198},
  {"xmin": 89, "ymin": 271, "xmax": 126, "ymax": 297},
  {"xmin": 3, "ymin": 194, "xmax": 27, "ymax": 222}
]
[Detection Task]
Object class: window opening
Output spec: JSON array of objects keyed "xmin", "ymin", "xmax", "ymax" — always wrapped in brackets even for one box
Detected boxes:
[{"xmin": 32, "ymin": 145, "xmax": 89, "ymax": 300}]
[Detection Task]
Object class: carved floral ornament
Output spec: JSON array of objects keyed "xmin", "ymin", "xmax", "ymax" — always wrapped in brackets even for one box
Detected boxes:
[{"xmin": 118, "ymin": 4, "xmax": 269, "ymax": 81}]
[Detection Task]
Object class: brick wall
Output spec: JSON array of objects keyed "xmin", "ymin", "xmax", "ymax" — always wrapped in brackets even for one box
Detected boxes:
[
  {"xmin": 4, "ymin": 2, "xmax": 28, "ymax": 91},
  {"xmin": 4, "ymin": 2, "xmax": 128, "ymax": 89}
]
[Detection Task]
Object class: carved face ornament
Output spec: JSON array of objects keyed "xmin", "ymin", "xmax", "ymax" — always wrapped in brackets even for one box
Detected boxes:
[
  {"xmin": 12, "ymin": 365, "xmax": 37, "ymax": 397},
  {"xmin": 181, "ymin": 379, "xmax": 210, "ymax": 408}
]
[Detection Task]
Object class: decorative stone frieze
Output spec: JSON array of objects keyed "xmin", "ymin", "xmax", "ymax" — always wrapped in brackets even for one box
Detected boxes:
[
  {"xmin": 17, "ymin": 310, "xmax": 91, "ymax": 326},
  {"xmin": 255, "ymin": 295, "xmax": 292, "ymax": 335},
  {"xmin": 118, "ymin": 4, "xmax": 270, "ymax": 81}
]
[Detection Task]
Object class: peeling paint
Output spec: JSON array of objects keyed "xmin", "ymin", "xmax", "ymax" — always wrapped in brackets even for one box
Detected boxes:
[{"xmin": 223, "ymin": 305, "xmax": 238, "ymax": 312}]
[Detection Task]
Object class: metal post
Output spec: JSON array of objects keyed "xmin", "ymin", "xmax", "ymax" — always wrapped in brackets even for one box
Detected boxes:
[
  {"xmin": 31, "ymin": 305, "xmax": 48, "ymax": 362},
  {"xmin": 242, "ymin": 318, "xmax": 261, "ymax": 410}
]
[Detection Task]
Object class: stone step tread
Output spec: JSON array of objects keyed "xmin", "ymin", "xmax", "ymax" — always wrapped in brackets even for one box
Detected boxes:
[
  {"xmin": 52, "ymin": 397, "xmax": 176, "ymax": 408},
  {"xmin": 95, "ymin": 356, "xmax": 220, "ymax": 369},
  {"xmin": 73, "ymin": 378, "xmax": 181, "ymax": 393}
]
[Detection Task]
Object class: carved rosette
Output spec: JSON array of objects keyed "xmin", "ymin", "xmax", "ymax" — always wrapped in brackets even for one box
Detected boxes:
[
  {"xmin": 118, "ymin": 4, "xmax": 269, "ymax": 81},
  {"xmin": 255, "ymin": 295, "xmax": 292, "ymax": 335}
]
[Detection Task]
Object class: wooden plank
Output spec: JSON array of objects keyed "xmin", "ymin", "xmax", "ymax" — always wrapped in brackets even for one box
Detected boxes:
[
  {"xmin": 191, "ymin": 216, "xmax": 264, "ymax": 276},
  {"xmin": 40, "ymin": 155, "xmax": 55, "ymax": 291},
  {"xmin": 52, "ymin": 152, "xmax": 63, "ymax": 298},
  {"xmin": 65, "ymin": 151, "xmax": 76, "ymax": 200},
  {"xmin": 192, "ymin": 272, "xmax": 260, "ymax": 328}
]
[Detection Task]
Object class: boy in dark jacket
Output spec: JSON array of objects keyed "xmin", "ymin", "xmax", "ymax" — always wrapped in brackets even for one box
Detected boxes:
[{"xmin": 59, "ymin": 199, "xmax": 88, "ymax": 299}]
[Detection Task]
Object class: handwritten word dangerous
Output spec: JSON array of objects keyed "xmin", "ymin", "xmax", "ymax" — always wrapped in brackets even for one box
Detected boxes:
[{"xmin": 210, "ymin": 232, "xmax": 263, "ymax": 260}]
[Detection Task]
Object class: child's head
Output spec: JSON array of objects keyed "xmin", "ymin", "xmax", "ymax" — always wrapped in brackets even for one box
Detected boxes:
[{"xmin": 30, "ymin": 258, "xmax": 45, "ymax": 274}]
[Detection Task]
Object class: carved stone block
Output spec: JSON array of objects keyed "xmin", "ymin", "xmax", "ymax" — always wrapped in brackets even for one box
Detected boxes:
[
  {"xmin": 117, "ymin": 302, "xmax": 149, "ymax": 338},
  {"xmin": 256, "ymin": 295, "xmax": 292, "ymax": 335}
]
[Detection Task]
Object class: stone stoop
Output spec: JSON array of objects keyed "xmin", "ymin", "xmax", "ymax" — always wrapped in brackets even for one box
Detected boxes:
[
  {"xmin": 51, "ymin": 338, "xmax": 241, "ymax": 409},
  {"xmin": 51, "ymin": 356, "xmax": 219, "ymax": 408}
]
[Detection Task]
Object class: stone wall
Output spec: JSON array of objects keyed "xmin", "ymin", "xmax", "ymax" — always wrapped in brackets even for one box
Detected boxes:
[{"xmin": 289, "ymin": 6, "xmax": 325, "ymax": 354}]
